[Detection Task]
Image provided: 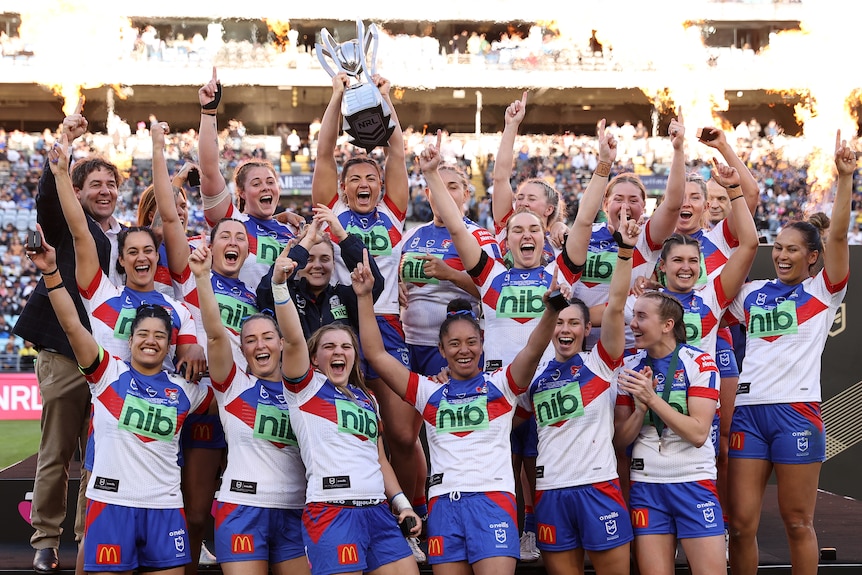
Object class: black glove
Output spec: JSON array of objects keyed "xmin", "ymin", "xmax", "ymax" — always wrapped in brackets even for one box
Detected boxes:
[
  {"xmin": 202, "ymin": 82, "xmax": 222, "ymax": 110},
  {"xmin": 612, "ymin": 230, "xmax": 635, "ymax": 250}
]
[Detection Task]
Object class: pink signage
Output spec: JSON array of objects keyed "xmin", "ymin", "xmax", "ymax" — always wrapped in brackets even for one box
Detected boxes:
[{"xmin": 0, "ymin": 373, "xmax": 42, "ymax": 420}]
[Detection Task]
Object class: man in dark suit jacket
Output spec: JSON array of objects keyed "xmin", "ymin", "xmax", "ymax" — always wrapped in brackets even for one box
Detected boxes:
[{"xmin": 13, "ymin": 112, "xmax": 123, "ymax": 574}]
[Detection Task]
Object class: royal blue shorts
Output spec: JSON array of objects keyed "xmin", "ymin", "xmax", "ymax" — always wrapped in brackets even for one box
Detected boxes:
[
  {"xmin": 629, "ymin": 480, "xmax": 723, "ymax": 539},
  {"xmin": 728, "ymin": 403, "xmax": 825, "ymax": 464},
  {"xmin": 215, "ymin": 503, "xmax": 304, "ymax": 564},
  {"xmin": 534, "ymin": 480, "xmax": 632, "ymax": 552},
  {"xmin": 511, "ymin": 415, "xmax": 538, "ymax": 458},
  {"xmin": 426, "ymin": 492, "xmax": 519, "ymax": 565}
]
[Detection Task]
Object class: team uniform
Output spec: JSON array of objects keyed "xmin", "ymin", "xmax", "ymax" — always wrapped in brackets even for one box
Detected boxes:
[
  {"xmin": 468, "ymin": 250, "xmax": 582, "ymax": 372},
  {"xmin": 328, "ymin": 196, "xmax": 410, "ymax": 376},
  {"xmin": 153, "ymin": 235, "xmax": 204, "ymax": 299},
  {"xmin": 400, "ymin": 218, "xmax": 501, "ymax": 375},
  {"xmin": 725, "ymin": 269, "xmax": 848, "ymax": 464},
  {"xmin": 283, "ymin": 369, "xmax": 411, "ymax": 575},
  {"xmin": 616, "ymin": 345, "xmax": 723, "ymax": 539},
  {"xmin": 403, "ymin": 367, "xmax": 523, "ymax": 564},
  {"xmin": 574, "ymin": 222, "xmax": 662, "ymax": 349},
  {"xmin": 214, "ymin": 204, "xmax": 299, "ymax": 290},
  {"xmin": 80, "ymin": 269, "xmax": 198, "ymax": 372},
  {"xmin": 82, "ymin": 348, "xmax": 212, "ymax": 572},
  {"xmin": 524, "ymin": 341, "xmax": 633, "ymax": 552},
  {"xmin": 211, "ymin": 363, "xmax": 306, "ymax": 564}
]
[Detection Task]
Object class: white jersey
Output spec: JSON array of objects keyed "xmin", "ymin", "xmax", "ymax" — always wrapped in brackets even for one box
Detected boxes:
[
  {"xmin": 691, "ymin": 222, "xmax": 738, "ymax": 286},
  {"xmin": 284, "ymin": 369, "xmax": 385, "ymax": 503},
  {"xmin": 85, "ymin": 349, "xmax": 212, "ymax": 508},
  {"xmin": 81, "ymin": 269, "xmax": 198, "ymax": 372},
  {"xmin": 726, "ymin": 270, "xmax": 848, "ymax": 405},
  {"xmin": 329, "ymin": 195, "xmax": 405, "ymax": 316},
  {"xmin": 400, "ymin": 219, "xmax": 501, "ymax": 346},
  {"xmin": 213, "ymin": 363, "xmax": 305, "ymax": 509},
  {"xmin": 524, "ymin": 342, "xmax": 622, "ymax": 490},
  {"xmin": 220, "ymin": 204, "xmax": 299, "ymax": 291},
  {"xmin": 617, "ymin": 345, "xmax": 719, "ymax": 483},
  {"xmin": 574, "ymin": 221, "xmax": 661, "ymax": 349},
  {"xmin": 469, "ymin": 252, "xmax": 581, "ymax": 372},
  {"xmin": 173, "ymin": 266, "xmax": 258, "ymax": 369},
  {"xmin": 623, "ymin": 280, "xmax": 732, "ymax": 360},
  {"xmin": 405, "ymin": 367, "xmax": 521, "ymax": 498}
]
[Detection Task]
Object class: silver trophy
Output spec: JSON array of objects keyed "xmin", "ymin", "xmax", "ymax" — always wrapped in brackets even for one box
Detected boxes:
[{"xmin": 315, "ymin": 20, "xmax": 395, "ymax": 152}]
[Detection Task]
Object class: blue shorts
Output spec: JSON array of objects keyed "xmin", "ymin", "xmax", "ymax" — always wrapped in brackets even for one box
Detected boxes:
[
  {"xmin": 180, "ymin": 412, "xmax": 227, "ymax": 450},
  {"xmin": 84, "ymin": 501, "xmax": 189, "ymax": 571},
  {"xmin": 362, "ymin": 315, "xmax": 410, "ymax": 380},
  {"xmin": 426, "ymin": 492, "xmax": 519, "ymax": 565},
  {"xmin": 728, "ymin": 403, "xmax": 825, "ymax": 464},
  {"xmin": 214, "ymin": 503, "xmax": 304, "ymax": 564},
  {"xmin": 511, "ymin": 415, "xmax": 538, "ymax": 458},
  {"xmin": 629, "ymin": 480, "xmax": 723, "ymax": 539},
  {"xmin": 409, "ymin": 343, "xmax": 447, "ymax": 377},
  {"xmin": 534, "ymin": 480, "xmax": 633, "ymax": 552},
  {"xmin": 715, "ymin": 337, "xmax": 739, "ymax": 379},
  {"xmin": 301, "ymin": 502, "xmax": 410, "ymax": 575}
]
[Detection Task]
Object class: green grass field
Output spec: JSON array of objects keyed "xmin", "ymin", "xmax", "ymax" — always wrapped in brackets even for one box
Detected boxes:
[{"xmin": 0, "ymin": 420, "xmax": 41, "ymax": 470}]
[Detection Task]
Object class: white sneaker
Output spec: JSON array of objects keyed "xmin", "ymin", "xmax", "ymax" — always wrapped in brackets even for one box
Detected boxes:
[
  {"xmin": 519, "ymin": 531, "xmax": 541, "ymax": 562},
  {"xmin": 199, "ymin": 541, "xmax": 218, "ymax": 566},
  {"xmin": 407, "ymin": 537, "xmax": 427, "ymax": 563}
]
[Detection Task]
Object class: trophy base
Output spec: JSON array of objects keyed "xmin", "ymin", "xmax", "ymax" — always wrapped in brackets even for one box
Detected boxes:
[{"xmin": 343, "ymin": 103, "xmax": 396, "ymax": 152}]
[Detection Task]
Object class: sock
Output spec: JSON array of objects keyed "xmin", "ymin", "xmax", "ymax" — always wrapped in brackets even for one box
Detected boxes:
[
  {"xmin": 412, "ymin": 496, "xmax": 428, "ymax": 520},
  {"xmin": 524, "ymin": 505, "xmax": 537, "ymax": 534}
]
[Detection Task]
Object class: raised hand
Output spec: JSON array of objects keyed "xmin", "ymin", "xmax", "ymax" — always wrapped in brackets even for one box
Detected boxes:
[
  {"xmin": 709, "ymin": 158, "xmax": 740, "ymax": 188},
  {"xmin": 597, "ymin": 118, "xmax": 618, "ymax": 164},
  {"xmin": 418, "ymin": 130, "xmax": 443, "ymax": 173},
  {"xmin": 668, "ymin": 112, "xmax": 685, "ymax": 151},
  {"xmin": 312, "ymin": 203, "xmax": 348, "ymax": 240},
  {"xmin": 504, "ymin": 91, "xmax": 528, "ymax": 127},
  {"xmin": 199, "ymin": 66, "xmax": 222, "ymax": 110},
  {"xmin": 350, "ymin": 249, "xmax": 374, "ymax": 297},
  {"xmin": 151, "ymin": 120, "xmax": 169, "ymax": 148},
  {"xmin": 272, "ymin": 245, "xmax": 298, "ymax": 285},
  {"xmin": 25, "ymin": 224, "xmax": 57, "ymax": 274},
  {"xmin": 47, "ymin": 134, "xmax": 71, "ymax": 176},
  {"xmin": 835, "ymin": 129, "xmax": 858, "ymax": 176},
  {"xmin": 61, "ymin": 96, "xmax": 88, "ymax": 141},
  {"xmin": 188, "ymin": 243, "xmax": 213, "ymax": 277}
]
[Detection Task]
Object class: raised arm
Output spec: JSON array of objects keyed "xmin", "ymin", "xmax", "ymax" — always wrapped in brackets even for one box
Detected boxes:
[
  {"xmin": 311, "ymin": 73, "xmax": 348, "ymax": 208},
  {"xmin": 198, "ymin": 67, "xmax": 229, "ymax": 222},
  {"xmin": 698, "ymin": 126, "xmax": 759, "ymax": 221},
  {"xmin": 188, "ymin": 242, "xmax": 233, "ymax": 383},
  {"xmin": 600, "ymin": 207, "xmax": 639, "ymax": 360},
  {"xmin": 492, "ymin": 92, "xmax": 527, "ymax": 227},
  {"xmin": 151, "ymin": 122, "xmax": 190, "ymax": 277},
  {"xmin": 714, "ymin": 161, "xmax": 758, "ymax": 300},
  {"xmin": 646, "ymin": 115, "xmax": 685, "ymax": 245},
  {"xmin": 565, "ymin": 119, "xmax": 617, "ymax": 267},
  {"xmin": 420, "ymin": 132, "xmax": 483, "ymax": 270},
  {"xmin": 27, "ymin": 226, "xmax": 99, "ymax": 368},
  {"xmin": 826, "ymin": 130, "xmax": 854, "ymax": 283},
  {"xmin": 375, "ymin": 75, "xmax": 408, "ymax": 215},
  {"xmin": 47, "ymin": 135, "xmax": 99, "ymax": 289},
  {"xmin": 273, "ymin": 250, "xmax": 311, "ymax": 380},
  {"xmin": 353, "ymin": 252, "xmax": 411, "ymax": 397},
  {"xmin": 508, "ymin": 276, "xmax": 566, "ymax": 387}
]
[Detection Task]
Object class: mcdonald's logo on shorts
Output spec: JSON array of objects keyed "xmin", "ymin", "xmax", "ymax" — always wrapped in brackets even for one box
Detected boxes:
[
  {"xmin": 338, "ymin": 544, "xmax": 359, "ymax": 565},
  {"xmin": 631, "ymin": 508, "xmax": 649, "ymax": 528},
  {"xmin": 537, "ymin": 523, "xmax": 556, "ymax": 545},
  {"xmin": 96, "ymin": 544, "xmax": 121, "ymax": 565},
  {"xmin": 730, "ymin": 432, "xmax": 745, "ymax": 451},
  {"xmin": 192, "ymin": 423, "xmax": 213, "ymax": 441},
  {"xmin": 427, "ymin": 536, "xmax": 444, "ymax": 557},
  {"xmin": 231, "ymin": 534, "xmax": 255, "ymax": 554}
]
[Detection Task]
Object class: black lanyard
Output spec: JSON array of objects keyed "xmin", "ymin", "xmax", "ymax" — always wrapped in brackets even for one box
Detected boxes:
[{"xmin": 644, "ymin": 344, "xmax": 681, "ymax": 438}]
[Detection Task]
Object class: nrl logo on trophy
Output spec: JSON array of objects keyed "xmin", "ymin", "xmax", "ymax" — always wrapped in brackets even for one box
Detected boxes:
[{"xmin": 316, "ymin": 20, "xmax": 395, "ymax": 152}]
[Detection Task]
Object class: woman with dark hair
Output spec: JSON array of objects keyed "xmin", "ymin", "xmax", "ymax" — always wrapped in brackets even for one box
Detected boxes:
[
  {"xmin": 725, "ymin": 132, "xmax": 853, "ymax": 575},
  {"xmin": 189, "ymin": 241, "xmax": 309, "ymax": 575},
  {"xmin": 27, "ymin": 225, "xmax": 212, "ymax": 575},
  {"xmin": 353, "ymin": 248, "xmax": 568, "ymax": 575},
  {"xmin": 310, "ymin": 70, "xmax": 424, "ymax": 545},
  {"xmin": 273, "ymin": 254, "xmax": 422, "ymax": 575},
  {"xmin": 523, "ymin": 207, "xmax": 639, "ymax": 575}
]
